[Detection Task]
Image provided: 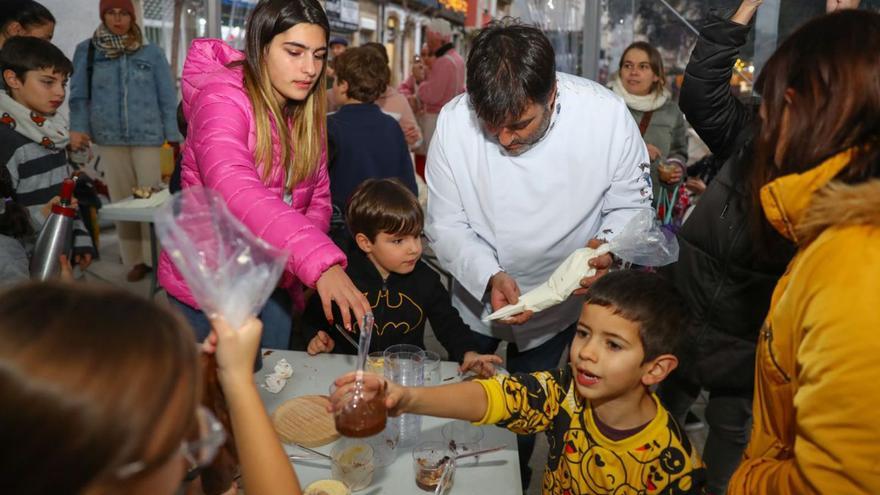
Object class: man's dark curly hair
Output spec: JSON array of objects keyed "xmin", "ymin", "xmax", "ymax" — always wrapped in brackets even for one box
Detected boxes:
[{"xmin": 466, "ymin": 18, "xmax": 556, "ymax": 128}]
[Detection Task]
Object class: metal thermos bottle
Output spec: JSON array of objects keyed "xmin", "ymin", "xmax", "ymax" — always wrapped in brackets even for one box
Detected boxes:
[{"xmin": 30, "ymin": 177, "xmax": 76, "ymax": 280}]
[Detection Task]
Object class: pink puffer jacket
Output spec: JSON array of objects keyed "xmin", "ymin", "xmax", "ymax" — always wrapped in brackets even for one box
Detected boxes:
[{"xmin": 158, "ymin": 39, "xmax": 345, "ymax": 311}]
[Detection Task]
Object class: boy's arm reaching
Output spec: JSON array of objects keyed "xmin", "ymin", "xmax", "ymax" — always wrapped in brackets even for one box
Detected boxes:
[
  {"xmin": 330, "ymin": 368, "xmax": 565, "ymax": 435},
  {"xmin": 331, "ymin": 372, "xmax": 489, "ymax": 422}
]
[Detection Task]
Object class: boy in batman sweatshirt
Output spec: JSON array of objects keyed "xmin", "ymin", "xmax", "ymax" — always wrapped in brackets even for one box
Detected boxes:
[{"xmin": 302, "ymin": 178, "xmax": 501, "ymax": 375}]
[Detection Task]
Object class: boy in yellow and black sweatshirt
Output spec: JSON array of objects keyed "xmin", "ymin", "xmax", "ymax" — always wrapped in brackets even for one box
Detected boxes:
[
  {"xmin": 330, "ymin": 269, "xmax": 707, "ymax": 495},
  {"xmin": 302, "ymin": 178, "xmax": 501, "ymax": 375}
]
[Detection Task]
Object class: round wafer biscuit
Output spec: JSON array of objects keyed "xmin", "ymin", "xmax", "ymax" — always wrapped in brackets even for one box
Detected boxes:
[{"xmin": 272, "ymin": 395, "xmax": 339, "ymax": 447}]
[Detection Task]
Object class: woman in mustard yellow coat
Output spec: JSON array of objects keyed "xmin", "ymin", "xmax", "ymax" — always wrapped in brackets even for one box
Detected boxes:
[{"xmin": 728, "ymin": 10, "xmax": 880, "ymax": 495}]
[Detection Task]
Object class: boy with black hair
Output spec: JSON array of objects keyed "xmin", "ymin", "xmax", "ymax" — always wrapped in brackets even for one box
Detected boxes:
[
  {"xmin": 331, "ymin": 269, "xmax": 707, "ymax": 494},
  {"xmin": 0, "ymin": 36, "xmax": 95, "ymax": 267},
  {"xmin": 327, "ymin": 47, "xmax": 416, "ymax": 249},
  {"xmin": 303, "ymin": 178, "xmax": 501, "ymax": 376}
]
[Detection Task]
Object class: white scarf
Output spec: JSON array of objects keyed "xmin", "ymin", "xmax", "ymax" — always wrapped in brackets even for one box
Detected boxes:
[
  {"xmin": 609, "ymin": 74, "xmax": 670, "ymax": 113},
  {"xmin": 0, "ymin": 91, "xmax": 70, "ymax": 150}
]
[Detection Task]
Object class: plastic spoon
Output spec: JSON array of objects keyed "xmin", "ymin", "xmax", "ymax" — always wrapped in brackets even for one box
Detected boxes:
[{"xmin": 354, "ymin": 313, "xmax": 375, "ymax": 373}]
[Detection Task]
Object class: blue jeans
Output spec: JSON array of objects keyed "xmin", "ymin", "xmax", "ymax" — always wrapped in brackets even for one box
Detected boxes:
[
  {"xmin": 470, "ymin": 324, "xmax": 576, "ymax": 489},
  {"xmin": 168, "ymin": 289, "xmax": 293, "ymax": 371},
  {"xmin": 657, "ymin": 377, "xmax": 752, "ymax": 495}
]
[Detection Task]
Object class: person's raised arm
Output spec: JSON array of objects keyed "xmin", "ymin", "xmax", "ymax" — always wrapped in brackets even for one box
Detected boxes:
[
  {"xmin": 208, "ymin": 318, "xmax": 302, "ymax": 495},
  {"xmin": 732, "ymin": 0, "xmax": 762, "ymax": 25},
  {"xmin": 679, "ymin": 1, "xmax": 756, "ymax": 159}
]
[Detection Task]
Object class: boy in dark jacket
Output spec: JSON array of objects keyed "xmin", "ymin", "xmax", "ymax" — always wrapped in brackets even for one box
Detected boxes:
[
  {"xmin": 0, "ymin": 36, "xmax": 95, "ymax": 267},
  {"xmin": 303, "ymin": 179, "xmax": 501, "ymax": 376},
  {"xmin": 327, "ymin": 47, "xmax": 417, "ymax": 249}
]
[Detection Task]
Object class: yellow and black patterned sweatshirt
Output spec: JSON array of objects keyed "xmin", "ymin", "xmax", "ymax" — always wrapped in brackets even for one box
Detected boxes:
[{"xmin": 475, "ymin": 368, "xmax": 706, "ymax": 495}]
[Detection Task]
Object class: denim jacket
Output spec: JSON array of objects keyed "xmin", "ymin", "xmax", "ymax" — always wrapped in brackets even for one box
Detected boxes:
[{"xmin": 69, "ymin": 39, "xmax": 181, "ymax": 146}]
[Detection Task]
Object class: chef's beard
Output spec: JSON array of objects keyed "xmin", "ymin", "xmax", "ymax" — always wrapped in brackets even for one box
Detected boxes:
[{"xmin": 498, "ymin": 102, "xmax": 554, "ymax": 157}]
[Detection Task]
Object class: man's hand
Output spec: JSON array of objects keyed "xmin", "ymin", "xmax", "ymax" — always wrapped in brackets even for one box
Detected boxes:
[
  {"xmin": 69, "ymin": 131, "xmax": 91, "ymax": 151},
  {"xmin": 459, "ymin": 351, "xmax": 503, "ymax": 377},
  {"xmin": 575, "ymin": 239, "xmax": 612, "ymax": 295},
  {"xmin": 307, "ymin": 330, "xmax": 335, "ymax": 355},
  {"xmin": 490, "ymin": 271, "xmax": 533, "ymax": 325},
  {"xmin": 646, "ymin": 143, "xmax": 662, "ymax": 162},
  {"xmin": 827, "ymin": 0, "xmax": 860, "ymax": 11}
]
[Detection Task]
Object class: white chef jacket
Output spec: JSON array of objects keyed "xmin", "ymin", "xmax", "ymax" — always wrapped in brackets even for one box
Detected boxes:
[{"xmin": 425, "ymin": 72, "xmax": 652, "ymax": 351}]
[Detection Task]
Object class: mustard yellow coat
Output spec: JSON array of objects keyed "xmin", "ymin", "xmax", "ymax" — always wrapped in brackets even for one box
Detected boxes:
[{"xmin": 728, "ymin": 150, "xmax": 880, "ymax": 495}]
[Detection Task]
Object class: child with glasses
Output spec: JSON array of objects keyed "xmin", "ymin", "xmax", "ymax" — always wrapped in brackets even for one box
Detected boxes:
[{"xmin": 0, "ymin": 282, "xmax": 304, "ymax": 495}]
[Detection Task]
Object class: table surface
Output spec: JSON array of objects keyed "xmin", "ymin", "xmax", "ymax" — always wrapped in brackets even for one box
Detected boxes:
[
  {"xmin": 98, "ymin": 189, "xmax": 170, "ymax": 223},
  {"xmin": 256, "ymin": 350, "xmax": 522, "ymax": 495}
]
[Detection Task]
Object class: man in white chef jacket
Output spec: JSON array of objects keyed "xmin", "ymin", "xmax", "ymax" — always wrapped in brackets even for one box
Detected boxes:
[{"xmin": 424, "ymin": 20, "xmax": 653, "ymax": 487}]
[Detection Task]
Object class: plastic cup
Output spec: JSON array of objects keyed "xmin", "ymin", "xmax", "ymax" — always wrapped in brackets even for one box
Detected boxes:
[
  {"xmin": 423, "ymin": 351, "xmax": 441, "ymax": 386},
  {"xmin": 366, "ymin": 351, "xmax": 384, "ymax": 374},
  {"xmin": 330, "ymin": 373, "xmax": 387, "ymax": 438},
  {"xmin": 441, "ymin": 420, "xmax": 484, "ymax": 455},
  {"xmin": 331, "ymin": 440, "xmax": 375, "ymax": 492},
  {"xmin": 384, "ymin": 345, "xmax": 425, "ymax": 447},
  {"xmin": 412, "ymin": 441, "xmax": 455, "ymax": 492}
]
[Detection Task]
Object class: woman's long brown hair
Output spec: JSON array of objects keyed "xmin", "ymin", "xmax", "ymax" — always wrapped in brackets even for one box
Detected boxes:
[
  {"xmin": 237, "ymin": 0, "xmax": 330, "ymax": 192},
  {"xmin": 752, "ymin": 10, "xmax": 880, "ymax": 203},
  {"xmin": 0, "ymin": 283, "xmax": 200, "ymax": 494}
]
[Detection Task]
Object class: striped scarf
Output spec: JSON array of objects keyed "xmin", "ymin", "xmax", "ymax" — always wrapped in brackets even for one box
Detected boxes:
[{"xmin": 92, "ymin": 23, "xmax": 141, "ymax": 59}]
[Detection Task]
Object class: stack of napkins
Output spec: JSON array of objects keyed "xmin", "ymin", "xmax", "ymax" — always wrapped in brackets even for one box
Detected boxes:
[
  {"xmin": 263, "ymin": 358, "xmax": 294, "ymax": 393},
  {"xmin": 487, "ymin": 244, "xmax": 611, "ymax": 321}
]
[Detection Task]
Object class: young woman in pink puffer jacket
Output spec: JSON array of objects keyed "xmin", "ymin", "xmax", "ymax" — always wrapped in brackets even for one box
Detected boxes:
[{"xmin": 158, "ymin": 0, "xmax": 371, "ymax": 349}]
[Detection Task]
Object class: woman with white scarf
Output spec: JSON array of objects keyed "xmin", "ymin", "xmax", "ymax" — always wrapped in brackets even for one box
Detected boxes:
[
  {"xmin": 610, "ymin": 41, "xmax": 688, "ymax": 217},
  {"xmin": 69, "ymin": 0, "xmax": 181, "ymax": 282}
]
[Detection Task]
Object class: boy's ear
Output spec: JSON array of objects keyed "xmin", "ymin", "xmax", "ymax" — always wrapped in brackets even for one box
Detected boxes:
[
  {"xmin": 354, "ymin": 232, "xmax": 373, "ymax": 253},
  {"xmin": 336, "ymin": 79, "xmax": 349, "ymax": 97},
  {"xmin": 640, "ymin": 354, "xmax": 678, "ymax": 387},
  {"xmin": 2, "ymin": 69, "xmax": 22, "ymax": 90},
  {"xmin": 5, "ymin": 21, "xmax": 25, "ymax": 37}
]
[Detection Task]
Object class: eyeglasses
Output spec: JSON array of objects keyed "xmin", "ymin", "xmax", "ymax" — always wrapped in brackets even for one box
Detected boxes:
[{"xmin": 115, "ymin": 406, "xmax": 227, "ymax": 479}]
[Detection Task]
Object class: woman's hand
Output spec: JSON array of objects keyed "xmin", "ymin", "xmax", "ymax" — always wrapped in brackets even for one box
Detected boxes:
[
  {"xmin": 69, "ymin": 131, "xmax": 91, "ymax": 151},
  {"xmin": 659, "ymin": 163, "xmax": 684, "ymax": 184},
  {"xmin": 646, "ymin": 143, "xmax": 662, "ymax": 162},
  {"xmin": 204, "ymin": 317, "xmax": 263, "ymax": 385},
  {"xmin": 733, "ymin": 0, "xmax": 763, "ymax": 24},
  {"xmin": 315, "ymin": 264, "xmax": 373, "ymax": 331}
]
